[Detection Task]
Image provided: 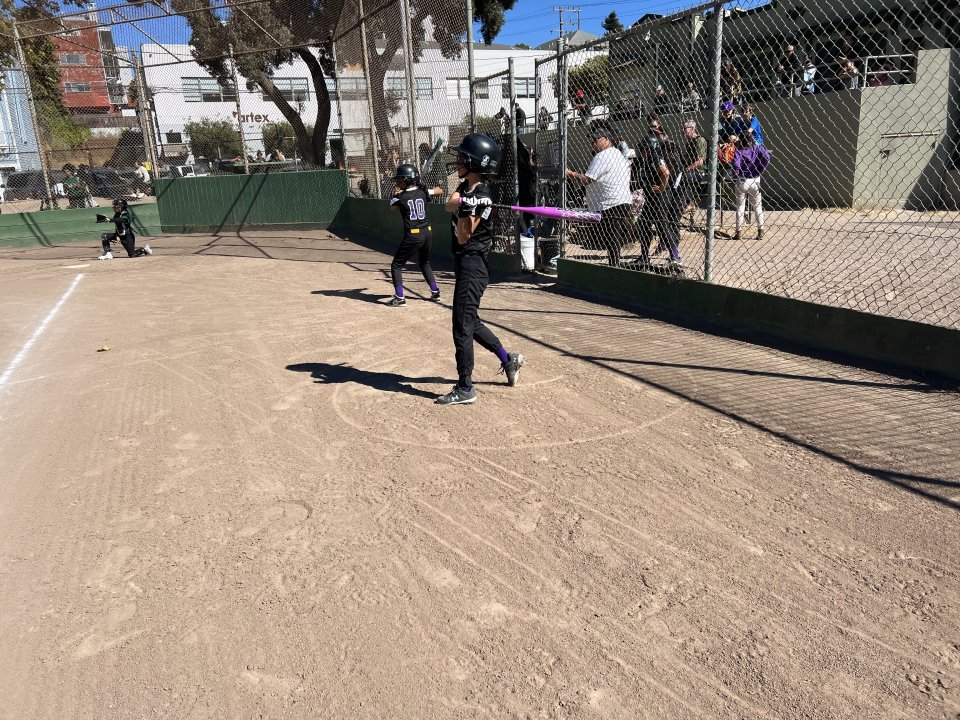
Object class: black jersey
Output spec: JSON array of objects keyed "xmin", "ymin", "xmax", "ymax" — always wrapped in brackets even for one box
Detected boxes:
[
  {"xmin": 451, "ymin": 179, "xmax": 494, "ymax": 256},
  {"xmin": 390, "ymin": 186, "xmax": 432, "ymax": 233},
  {"xmin": 112, "ymin": 210, "xmax": 134, "ymax": 239}
]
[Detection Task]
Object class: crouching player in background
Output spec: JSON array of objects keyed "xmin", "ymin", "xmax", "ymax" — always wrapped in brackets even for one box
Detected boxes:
[
  {"xmin": 386, "ymin": 164, "xmax": 443, "ymax": 306},
  {"xmin": 96, "ymin": 198, "xmax": 151, "ymax": 260},
  {"xmin": 435, "ymin": 133, "xmax": 524, "ymax": 406}
]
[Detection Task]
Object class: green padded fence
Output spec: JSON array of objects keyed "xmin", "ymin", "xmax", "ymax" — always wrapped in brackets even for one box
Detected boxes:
[
  {"xmin": 155, "ymin": 170, "xmax": 348, "ymax": 234},
  {"xmin": 0, "ymin": 203, "xmax": 161, "ymax": 248}
]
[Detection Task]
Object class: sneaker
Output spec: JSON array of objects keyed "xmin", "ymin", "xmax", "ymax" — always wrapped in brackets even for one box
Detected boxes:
[
  {"xmin": 387, "ymin": 295, "xmax": 406, "ymax": 307},
  {"xmin": 733, "ymin": 231, "xmax": 742, "ymax": 241},
  {"xmin": 97, "ymin": 251, "xmax": 113, "ymax": 260},
  {"xmin": 500, "ymin": 352, "xmax": 524, "ymax": 386},
  {"xmin": 668, "ymin": 259, "xmax": 685, "ymax": 276},
  {"xmin": 435, "ymin": 385, "xmax": 476, "ymax": 405},
  {"xmin": 430, "ymin": 289, "xmax": 441, "ymax": 301},
  {"xmin": 142, "ymin": 244, "xmax": 152, "ymax": 255}
]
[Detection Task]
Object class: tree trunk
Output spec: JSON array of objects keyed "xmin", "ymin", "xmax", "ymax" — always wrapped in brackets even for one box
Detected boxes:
[
  {"xmin": 367, "ymin": 34, "xmax": 404, "ymax": 153},
  {"xmin": 293, "ymin": 48, "xmax": 332, "ymax": 167},
  {"xmin": 252, "ymin": 70, "xmax": 317, "ymax": 164}
]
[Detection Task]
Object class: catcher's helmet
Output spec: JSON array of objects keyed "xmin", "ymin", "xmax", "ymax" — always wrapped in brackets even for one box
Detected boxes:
[
  {"xmin": 447, "ymin": 133, "xmax": 501, "ymax": 176},
  {"xmin": 393, "ymin": 163, "xmax": 420, "ymax": 189},
  {"xmin": 112, "ymin": 197, "xmax": 128, "ymax": 210}
]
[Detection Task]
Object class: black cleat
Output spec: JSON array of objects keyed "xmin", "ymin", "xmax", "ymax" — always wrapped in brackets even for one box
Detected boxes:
[
  {"xmin": 387, "ymin": 295, "xmax": 407, "ymax": 307},
  {"xmin": 435, "ymin": 385, "xmax": 477, "ymax": 405},
  {"xmin": 500, "ymin": 352, "xmax": 524, "ymax": 386},
  {"xmin": 430, "ymin": 289, "xmax": 442, "ymax": 301}
]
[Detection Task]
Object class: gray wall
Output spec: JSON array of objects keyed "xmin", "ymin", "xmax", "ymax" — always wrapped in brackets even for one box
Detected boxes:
[{"xmin": 854, "ymin": 49, "xmax": 959, "ymax": 209}]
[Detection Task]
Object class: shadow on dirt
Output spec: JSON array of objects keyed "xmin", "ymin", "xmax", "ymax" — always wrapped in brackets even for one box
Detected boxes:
[{"xmin": 286, "ymin": 362, "xmax": 451, "ymax": 399}]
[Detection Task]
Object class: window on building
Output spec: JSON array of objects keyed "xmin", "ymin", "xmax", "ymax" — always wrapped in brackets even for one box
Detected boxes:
[
  {"xmin": 415, "ymin": 77, "xmax": 433, "ymax": 100},
  {"xmin": 60, "ymin": 53, "xmax": 85, "ymax": 65},
  {"xmin": 502, "ymin": 77, "xmax": 536, "ymax": 99},
  {"xmin": 325, "ymin": 78, "xmax": 336, "ymax": 94},
  {"xmin": 446, "ymin": 78, "xmax": 487, "ymax": 99},
  {"xmin": 166, "ymin": 132, "xmax": 183, "ymax": 144},
  {"xmin": 446, "ymin": 78, "xmax": 468, "ymax": 99},
  {"xmin": 64, "ymin": 82, "xmax": 92, "ymax": 92},
  {"xmin": 339, "ymin": 77, "xmax": 368, "ymax": 100},
  {"xmin": 182, "ymin": 77, "xmax": 237, "ymax": 102},
  {"xmin": 385, "ymin": 76, "xmax": 407, "ymax": 99},
  {"xmin": 262, "ymin": 77, "xmax": 310, "ymax": 102}
]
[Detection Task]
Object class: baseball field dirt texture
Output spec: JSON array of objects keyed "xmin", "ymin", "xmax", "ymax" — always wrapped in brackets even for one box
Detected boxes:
[{"xmin": 0, "ymin": 230, "xmax": 957, "ymax": 719}]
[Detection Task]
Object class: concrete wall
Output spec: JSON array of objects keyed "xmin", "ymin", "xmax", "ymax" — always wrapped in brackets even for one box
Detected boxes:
[
  {"xmin": 854, "ymin": 49, "xmax": 959, "ymax": 209},
  {"xmin": 155, "ymin": 170, "xmax": 348, "ymax": 234},
  {"xmin": 557, "ymin": 259, "xmax": 960, "ymax": 381},
  {"xmin": 0, "ymin": 203, "xmax": 161, "ymax": 248}
]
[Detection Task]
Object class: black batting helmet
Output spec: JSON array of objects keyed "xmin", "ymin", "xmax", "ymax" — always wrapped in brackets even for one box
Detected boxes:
[
  {"xmin": 112, "ymin": 197, "xmax": 128, "ymax": 210},
  {"xmin": 447, "ymin": 133, "xmax": 501, "ymax": 176},
  {"xmin": 393, "ymin": 163, "xmax": 420, "ymax": 189}
]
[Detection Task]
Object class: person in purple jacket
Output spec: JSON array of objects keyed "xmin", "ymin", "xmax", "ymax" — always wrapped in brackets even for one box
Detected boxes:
[{"xmin": 732, "ymin": 132, "xmax": 771, "ymax": 241}]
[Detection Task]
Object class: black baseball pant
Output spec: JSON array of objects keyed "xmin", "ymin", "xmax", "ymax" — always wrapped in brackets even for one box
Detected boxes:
[
  {"xmin": 102, "ymin": 231, "xmax": 136, "ymax": 257},
  {"xmin": 452, "ymin": 253, "xmax": 503, "ymax": 389},
  {"xmin": 390, "ymin": 229, "xmax": 436, "ymax": 290}
]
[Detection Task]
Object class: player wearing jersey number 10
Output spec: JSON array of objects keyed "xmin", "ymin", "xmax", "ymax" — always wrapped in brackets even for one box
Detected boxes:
[{"xmin": 387, "ymin": 164, "xmax": 444, "ymax": 307}]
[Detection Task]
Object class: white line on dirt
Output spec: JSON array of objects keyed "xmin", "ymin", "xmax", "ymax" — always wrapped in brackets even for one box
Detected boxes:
[{"xmin": 0, "ymin": 274, "xmax": 84, "ymax": 388}]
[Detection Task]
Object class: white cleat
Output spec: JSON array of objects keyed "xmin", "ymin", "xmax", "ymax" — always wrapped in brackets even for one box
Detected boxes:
[
  {"xmin": 142, "ymin": 244, "xmax": 152, "ymax": 255},
  {"xmin": 97, "ymin": 251, "xmax": 113, "ymax": 260}
]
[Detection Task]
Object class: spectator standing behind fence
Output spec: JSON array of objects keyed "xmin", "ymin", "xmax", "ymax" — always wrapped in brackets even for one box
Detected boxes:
[
  {"xmin": 255, "ymin": 149, "xmax": 265, "ymax": 162},
  {"xmin": 635, "ymin": 116, "xmax": 683, "ymax": 273},
  {"xmin": 269, "ymin": 147, "xmax": 286, "ymax": 161},
  {"xmin": 572, "ymin": 89, "xmax": 591, "ymax": 123},
  {"xmin": 133, "ymin": 161, "xmax": 150, "ymax": 198},
  {"xmin": 564, "ymin": 126, "xmax": 632, "ymax": 268},
  {"xmin": 680, "ymin": 119, "xmax": 707, "ymax": 229},
  {"xmin": 720, "ymin": 58, "xmax": 743, "ymax": 104},
  {"xmin": 802, "ymin": 57, "xmax": 817, "ymax": 94},
  {"xmin": 62, "ymin": 165, "xmax": 88, "ymax": 210},
  {"xmin": 734, "ymin": 104, "xmax": 765, "ymax": 147},
  {"xmin": 774, "ymin": 63, "xmax": 788, "ymax": 97},
  {"xmin": 732, "ymin": 132, "xmax": 771, "ymax": 241},
  {"xmin": 653, "ymin": 86, "xmax": 670, "ymax": 114},
  {"xmin": 678, "ymin": 82, "xmax": 701, "ymax": 115},
  {"xmin": 780, "ymin": 45, "xmax": 804, "ymax": 96},
  {"xmin": 538, "ymin": 107, "xmax": 551, "ymax": 131},
  {"xmin": 838, "ymin": 58, "xmax": 861, "ymax": 90}
]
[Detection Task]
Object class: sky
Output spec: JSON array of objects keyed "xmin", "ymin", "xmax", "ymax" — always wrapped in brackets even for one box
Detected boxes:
[{"xmin": 496, "ymin": 0, "xmax": 692, "ymax": 48}]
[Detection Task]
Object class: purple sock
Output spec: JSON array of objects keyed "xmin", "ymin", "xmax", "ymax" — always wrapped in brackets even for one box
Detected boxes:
[
  {"xmin": 394, "ymin": 285, "xmax": 404, "ymax": 298},
  {"xmin": 429, "ymin": 281, "xmax": 439, "ymax": 292},
  {"xmin": 495, "ymin": 347, "xmax": 510, "ymax": 364}
]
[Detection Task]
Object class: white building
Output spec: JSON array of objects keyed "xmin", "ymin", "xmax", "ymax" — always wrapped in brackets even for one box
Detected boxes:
[
  {"xmin": 0, "ymin": 67, "xmax": 42, "ymax": 176},
  {"xmin": 141, "ymin": 42, "xmax": 603, "ymax": 164}
]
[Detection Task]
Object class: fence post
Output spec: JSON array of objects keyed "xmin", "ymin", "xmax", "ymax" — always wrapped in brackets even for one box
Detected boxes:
[
  {"xmin": 508, "ymin": 58, "xmax": 520, "ymax": 269},
  {"xmin": 401, "ymin": 0, "xmax": 419, "ymax": 161},
  {"xmin": 331, "ymin": 44, "xmax": 347, "ymax": 157},
  {"xmin": 13, "ymin": 22, "xmax": 57, "ymax": 210},
  {"xmin": 703, "ymin": 1, "xmax": 725, "ymax": 283},
  {"xmin": 532, "ymin": 71, "xmax": 541, "ymax": 266},
  {"xmin": 358, "ymin": 0, "xmax": 382, "ymax": 197},
  {"xmin": 133, "ymin": 52, "xmax": 159, "ymax": 176},
  {"xmin": 466, "ymin": 0, "xmax": 476, "ymax": 132},
  {"xmin": 557, "ymin": 36, "xmax": 568, "ymax": 260},
  {"xmin": 229, "ymin": 44, "xmax": 250, "ymax": 174}
]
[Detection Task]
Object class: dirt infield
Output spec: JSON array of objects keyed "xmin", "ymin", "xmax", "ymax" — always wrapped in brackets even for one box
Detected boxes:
[{"xmin": 1, "ymin": 230, "xmax": 958, "ymax": 719}]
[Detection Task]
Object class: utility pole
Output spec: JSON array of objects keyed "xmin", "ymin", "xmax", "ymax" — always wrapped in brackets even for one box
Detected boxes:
[{"xmin": 552, "ymin": 6, "xmax": 582, "ymax": 44}]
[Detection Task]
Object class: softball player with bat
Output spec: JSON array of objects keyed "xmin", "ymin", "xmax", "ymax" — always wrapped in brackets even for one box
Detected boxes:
[
  {"xmin": 96, "ymin": 198, "xmax": 151, "ymax": 259},
  {"xmin": 387, "ymin": 164, "xmax": 443, "ymax": 306},
  {"xmin": 435, "ymin": 133, "xmax": 524, "ymax": 406}
]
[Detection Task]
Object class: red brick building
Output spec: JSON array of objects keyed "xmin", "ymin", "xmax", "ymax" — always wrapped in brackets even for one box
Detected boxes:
[{"xmin": 51, "ymin": 13, "xmax": 116, "ymax": 114}]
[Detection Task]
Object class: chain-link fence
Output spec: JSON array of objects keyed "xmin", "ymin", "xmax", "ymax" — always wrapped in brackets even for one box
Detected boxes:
[
  {"xmin": 2, "ymin": 0, "xmax": 957, "ymax": 328},
  {"xmin": 535, "ymin": 0, "xmax": 959, "ymax": 329}
]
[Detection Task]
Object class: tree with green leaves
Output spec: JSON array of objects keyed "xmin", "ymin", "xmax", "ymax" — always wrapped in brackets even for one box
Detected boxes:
[
  {"xmin": 169, "ymin": 0, "xmax": 517, "ymax": 166},
  {"xmin": 552, "ymin": 54, "xmax": 610, "ymax": 108},
  {"xmin": 602, "ymin": 12, "xmax": 624, "ymax": 36},
  {"xmin": 184, "ymin": 118, "xmax": 243, "ymax": 160},
  {"xmin": 262, "ymin": 121, "xmax": 315, "ymax": 159}
]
